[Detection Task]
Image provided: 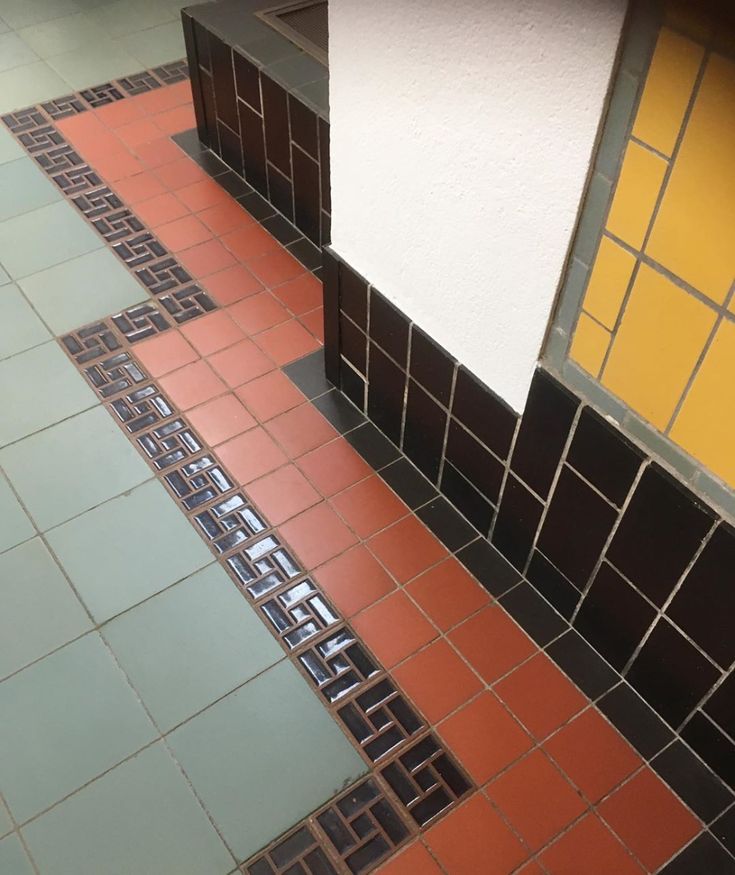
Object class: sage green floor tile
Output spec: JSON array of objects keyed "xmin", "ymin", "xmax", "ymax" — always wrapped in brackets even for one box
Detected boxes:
[
  {"xmin": 47, "ymin": 479, "xmax": 213, "ymax": 622},
  {"xmin": 23, "ymin": 743, "xmax": 234, "ymax": 875},
  {"xmin": 0, "ymin": 15, "xmax": 8, "ymax": 32},
  {"xmin": 0, "ymin": 342, "xmax": 97, "ymax": 447},
  {"xmin": 0, "ymin": 158, "xmax": 60, "ymax": 222},
  {"xmin": 18, "ymin": 12, "xmax": 106, "ymax": 58},
  {"xmin": 0, "ymin": 201, "xmax": 102, "ymax": 280},
  {"xmin": 104, "ymin": 564, "xmax": 283, "ymax": 731},
  {"xmin": 168, "ymin": 660, "xmax": 367, "ymax": 862},
  {"xmin": 47, "ymin": 38, "xmax": 143, "ymax": 89},
  {"xmin": 0, "ymin": 632, "xmax": 156, "ymax": 822},
  {"xmin": 0, "ymin": 0, "xmax": 80, "ymax": 30},
  {"xmin": 0, "ymin": 800, "xmax": 12, "ymax": 838},
  {"xmin": 0, "ymin": 127, "xmax": 22, "ymax": 166},
  {"xmin": 0, "ymin": 61, "xmax": 71, "ymax": 115},
  {"xmin": 87, "ymin": 0, "xmax": 175, "ymax": 39},
  {"xmin": 117, "ymin": 20, "xmax": 185, "ymax": 68},
  {"xmin": 18, "ymin": 248, "xmax": 146, "ymax": 335},
  {"xmin": 0, "ymin": 834, "xmax": 35, "ymax": 874},
  {"xmin": 1, "ymin": 406, "xmax": 151, "ymax": 531},
  {"xmin": 0, "ymin": 473, "xmax": 34, "ymax": 554},
  {"xmin": 0, "ymin": 264, "xmax": 9, "ymax": 284},
  {"xmin": 0, "ymin": 539, "xmax": 90, "ymax": 679},
  {"xmin": 0, "ymin": 31, "xmax": 38, "ymax": 72},
  {"xmin": 0, "ymin": 284, "xmax": 51, "ymax": 359}
]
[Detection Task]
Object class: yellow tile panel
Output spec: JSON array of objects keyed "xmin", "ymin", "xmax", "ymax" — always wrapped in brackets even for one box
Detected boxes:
[
  {"xmin": 569, "ymin": 313, "xmax": 610, "ymax": 377},
  {"xmin": 646, "ymin": 54, "xmax": 735, "ymax": 305},
  {"xmin": 632, "ymin": 27, "xmax": 704, "ymax": 157},
  {"xmin": 601, "ymin": 264, "xmax": 716, "ymax": 430},
  {"xmin": 606, "ymin": 142, "xmax": 668, "ymax": 250},
  {"xmin": 582, "ymin": 236, "xmax": 637, "ymax": 329},
  {"xmin": 670, "ymin": 319, "xmax": 735, "ymax": 488}
]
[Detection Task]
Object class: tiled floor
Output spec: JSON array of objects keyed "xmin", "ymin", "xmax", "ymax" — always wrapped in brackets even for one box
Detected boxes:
[{"xmin": 0, "ymin": 18, "xmax": 731, "ymax": 875}]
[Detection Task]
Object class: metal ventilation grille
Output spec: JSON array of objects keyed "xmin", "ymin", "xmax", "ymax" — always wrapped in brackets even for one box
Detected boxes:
[{"xmin": 258, "ymin": 0, "xmax": 328, "ymax": 67}]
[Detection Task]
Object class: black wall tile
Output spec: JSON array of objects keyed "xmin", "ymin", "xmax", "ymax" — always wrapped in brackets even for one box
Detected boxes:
[
  {"xmin": 667, "ymin": 523, "xmax": 735, "ymax": 669},
  {"xmin": 538, "ymin": 466, "xmax": 618, "ymax": 589},
  {"xmin": 409, "ymin": 326, "xmax": 455, "ymax": 407},
  {"xmin": 574, "ymin": 561, "xmax": 656, "ymax": 671},
  {"xmin": 340, "ymin": 362, "xmax": 366, "ymax": 412},
  {"xmin": 456, "ymin": 538, "xmax": 521, "ymax": 597},
  {"xmin": 492, "ymin": 474, "xmax": 543, "ymax": 572},
  {"xmin": 402, "ymin": 379, "xmax": 447, "ymax": 482},
  {"xmin": 321, "ymin": 249, "xmax": 340, "ymax": 384},
  {"xmin": 381, "ymin": 458, "xmax": 438, "ymax": 510},
  {"xmin": 367, "ymin": 344, "xmax": 406, "ymax": 446},
  {"xmin": 216, "ymin": 121, "xmax": 242, "ymax": 176},
  {"xmin": 704, "ymin": 673, "xmax": 735, "ymax": 740},
  {"xmin": 598, "ymin": 682, "xmax": 674, "ymax": 759},
  {"xmin": 266, "ymin": 161, "xmax": 293, "ymax": 221},
  {"xmin": 417, "ymin": 497, "xmax": 476, "ymax": 552},
  {"xmin": 284, "ymin": 348, "xmax": 331, "ymax": 398},
  {"xmin": 261, "ymin": 77, "xmax": 291, "ymax": 176},
  {"xmin": 607, "ymin": 463, "xmax": 715, "ymax": 608},
  {"xmin": 627, "ymin": 618, "xmax": 720, "ymax": 728},
  {"xmin": 547, "ymin": 630, "xmax": 619, "ymax": 699},
  {"xmin": 445, "ymin": 420, "xmax": 504, "ymax": 505},
  {"xmin": 370, "ymin": 290, "xmax": 409, "ymax": 367},
  {"xmin": 340, "ymin": 314, "xmax": 367, "ymax": 374},
  {"xmin": 500, "ymin": 581, "xmax": 567, "ymax": 647},
  {"xmin": 319, "ymin": 117, "xmax": 330, "ymax": 213},
  {"xmin": 451, "ymin": 367, "xmax": 516, "ymax": 461},
  {"xmin": 199, "ymin": 70, "xmax": 218, "ymax": 148},
  {"xmin": 566, "ymin": 407, "xmax": 643, "ymax": 506},
  {"xmin": 510, "ymin": 369, "xmax": 578, "ymax": 499},
  {"xmin": 292, "ymin": 146, "xmax": 320, "ymax": 244},
  {"xmin": 345, "ymin": 422, "xmax": 400, "ymax": 469},
  {"xmin": 313, "ymin": 388, "xmax": 365, "ymax": 434},
  {"xmin": 340, "ymin": 264, "xmax": 368, "ymax": 329},
  {"xmin": 210, "ymin": 37, "xmax": 238, "ymax": 132},
  {"xmin": 233, "ymin": 49, "xmax": 261, "ymax": 112},
  {"xmin": 659, "ymin": 832, "xmax": 735, "ymax": 874},
  {"xmin": 238, "ymin": 98, "xmax": 267, "ymax": 195},
  {"xmin": 192, "ymin": 19, "xmax": 211, "ymax": 71},
  {"xmin": 526, "ymin": 551, "xmax": 580, "ymax": 621},
  {"xmin": 713, "ymin": 808, "xmax": 735, "ymax": 858},
  {"xmin": 653, "ymin": 740, "xmax": 733, "ymax": 822},
  {"xmin": 440, "ymin": 462, "xmax": 494, "ymax": 535},
  {"xmin": 182, "ymin": 14, "xmax": 207, "ymax": 141},
  {"xmin": 321, "ymin": 210, "xmax": 331, "ymax": 246},
  {"xmin": 289, "ymin": 93, "xmax": 318, "ymax": 158}
]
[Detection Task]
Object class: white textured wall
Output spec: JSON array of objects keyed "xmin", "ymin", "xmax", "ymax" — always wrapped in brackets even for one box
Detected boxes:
[{"xmin": 328, "ymin": 0, "xmax": 627, "ymax": 411}]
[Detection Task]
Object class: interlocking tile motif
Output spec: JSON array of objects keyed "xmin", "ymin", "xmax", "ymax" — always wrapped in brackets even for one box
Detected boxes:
[
  {"xmin": 47, "ymin": 162, "xmax": 100, "ymax": 195},
  {"xmin": 18, "ymin": 124, "xmax": 64, "ymax": 156},
  {"xmin": 110, "ymin": 384, "xmax": 174, "ymax": 433},
  {"xmin": 153, "ymin": 60, "xmax": 189, "ymax": 84},
  {"xmin": 193, "ymin": 490, "xmax": 269, "ymax": 550},
  {"xmin": 245, "ymin": 824, "xmax": 338, "ymax": 875},
  {"xmin": 380, "ymin": 735, "xmax": 471, "ymax": 826},
  {"xmin": 62, "ymin": 321, "xmax": 122, "ymax": 365},
  {"xmin": 93, "ymin": 208, "xmax": 145, "ymax": 243},
  {"xmin": 118, "ymin": 70, "xmax": 161, "ymax": 95},
  {"xmin": 164, "ymin": 454, "xmax": 234, "ymax": 512},
  {"xmin": 112, "ymin": 303, "xmax": 170, "ymax": 342},
  {"xmin": 137, "ymin": 418, "xmax": 204, "ymax": 470},
  {"xmin": 41, "ymin": 94, "xmax": 86, "ymax": 120},
  {"xmin": 80, "ymin": 82, "xmax": 124, "ymax": 108},
  {"xmin": 112, "ymin": 231, "xmax": 167, "ymax": 267},
  {"xmin": 136, "ymin": 257, "xmax": 193, "ymax": 295},
  {"xmin": 260, "ymin": 579, "xmax": 340, "ymax": 650},
  {"xmin": 83, "ymin": 351, "xmax": 148, "ymax": 398},
  {"xmin": 300, "ymin": 629, "xmax": 381, "ymax": 705},
  {"xmin": 227, "ymin": 535, "xmax": 301, "ymax": 600},
  {"xmin": 1, "ymin": 106, "xmax": 46, "ymax": 134},
  {"xmin": 160, "ymin": 285, "xmax": 217, "ymax": 323},
  {"xmin": 72, "ymin": 186, "xmax": 122, "ymax": 220}
]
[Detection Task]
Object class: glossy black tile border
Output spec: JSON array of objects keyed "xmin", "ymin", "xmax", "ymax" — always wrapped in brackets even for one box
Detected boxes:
[{"xmin": 320, "ymin": 249, "xmax": 735, "ymax": 814}]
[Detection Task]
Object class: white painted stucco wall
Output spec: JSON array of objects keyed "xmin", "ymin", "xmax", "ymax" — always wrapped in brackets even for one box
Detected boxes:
[{"xmin": 328, "ymin": 0, "xmax": 627, "ymax": 411}]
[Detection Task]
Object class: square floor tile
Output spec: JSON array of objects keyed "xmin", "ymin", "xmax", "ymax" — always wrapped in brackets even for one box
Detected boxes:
[
  {"xmin": 352, "ymin": 591, "xmax": 437, "ymax": 668},
  {"xmin": 1, "ymin": 406, "xmax": 151, "ymax": 531},
  {"xmin": 0, "ymin": 472, "xmax": 34, "ymax": 554},
  {"xmin": 17, "ymin": 12, "xmax": 107, "ymax": 57},
  {"xmin": 0, "ymin": 125, "xmax": 24, "ymax": 165},
  {"xmin": 0, "ymin": 60, "xmax": 71, "ymax": 114},
  {"xmin": 296, "ymin": 437, "xmax": 373, "ymax": 496},
  {"xmin": 368, "ymin": 516, "xmax": 448, "ymax": 584},
  {"xmin": 279, "ymin": 502, "xmax": 357, "ymax": 569},
  {"xmin": 117, "ymin": 20, "xmax": 185, "ymax": 67},
  {"xmin": 246, "ymin": 464, "xmax": 320, "ymax": 525},
  {"xmin": 46, "ymin": 39, "xmax": 141, "ymax": 89},
  {"xmin": 0, "ymin": 0, "xmax": 80, "ymax": 30},
  {"xmin": 332, "ymin": 475, "xmax": 407, "ymax": 538},
  {"xmin": 47, "ymin": 479, "xmax": 213, "ymax": 621},
  {"xmin": 0, "ymin": 32, "xmax": 38, "ymax": 72},
  {"xmin": 540, "ymin": 813, "xmax": 645, "ymax": 875},
  {"xmin": 0, "ymin": 632, "xmax": 155, "ymax": 821},
  {"xmin": 86, "ymin": 0, "xmax": 174, "ymax": 39},
  {"xmin": 449, "ymin": 606, "xmax": 537, "ymax": 684},
  {"xmin": 168, "ymin": 660, "xmax": 367, "ymax": 862},
  {"xmin": 188, "ymin": 394, "xmax": 256, "ymax": 447},
  {"xmin": 406, "ymin": 558, "xmax": 490, "ymax": 633},
  {"xmin": 19, "ymin": 248, "xmax": 146, "ymax": 334},
  {"xmin": 0, "ymin": 799, "xmax": 12, "ymax": 838},
  {"xmin": 0, "ymin": 342, "xmax": 97, "ymax": 447},
  {"xmin": 0, "ymin": 538, "xmax": 90, "ymax": 678},
  {"xmin": 104, "ymin": 564, "xmax": 283, "ymax": 731},
  {"xmin": 22, "ymin": 743, "xmax": 234, "ymax": 875},
  {"xmin": 0, "ymin": 834, "xmax": 35, "ymax": 874},
  {"xmin": 0, "ymin": 157, "xmax": 59, "ymax": 221},
  {"xmin": 0, "ymin": 283, "xmax": 51, "ymax": 359},
  {"xmin": 0, "ymin": 201, "xmax": 102, "ymax": 279}
]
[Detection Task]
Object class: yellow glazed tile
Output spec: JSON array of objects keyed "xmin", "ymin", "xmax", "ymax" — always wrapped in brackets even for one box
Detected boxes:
[
  {"xmin": 569, "ymin": 313, "xmax": 610, "ymax": 378},
  {"xmin": 647, "ymin": 54, "xmax": 735, "ymax": 305},
  {"xmin": 670, "ymin": 319, "xmax": 735, "ymax": 488},
  {"xmin": 606, "ymin": 142, "xmax": 667, "ymax": 249},
  {"xmin": 582, "ymin": 236, "xmax": 637, "ymax": 329},
  {"xmin": 601, "ymin": 264, "xmax": 716, "ymax": 430},
  {"xmin": 632, "ymin": 27, "xmax": 703, "ymax": 157}
]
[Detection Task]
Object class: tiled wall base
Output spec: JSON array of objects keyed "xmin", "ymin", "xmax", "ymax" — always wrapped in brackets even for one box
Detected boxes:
[{"xmin": 323, "ymin": 249, "xmax": 735, "ymax": 802}]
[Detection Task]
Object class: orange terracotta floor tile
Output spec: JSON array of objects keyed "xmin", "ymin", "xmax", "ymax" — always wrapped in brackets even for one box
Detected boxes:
[
  {"xmin": 155, "ymin": 214, "xmax": 212, "ymax": 251},
  {"xmin": 135, "ymin": 191, "xmax": 189, "ymax": 227},
  {"xmin": 247, "ymin": 249, "xmax": 305, "ymax": 286},
  {"xmin": 246, "ymin": 464, "xmax": 321, "ymax": 525},
  {"xmin": 204, "ymin": 264, "xmax": 264, "ymax": 305},
  {"xmin": 228, "ymin": 291, "xmax": 290, "ymax": 335},
  {"xmin": 280, "ymin": 503, "xmax": 358, "ymax": 569},
  {"xmin": 187, "ymin": 394, "xmax": 256, "ymax": 447},
  {"xmin": 94, "ymin": 99, "xmax": 146, "ymax": 127},
  {"xmin": 176, "ymin": 177, "xmax": 229, "ymax": 211},
  {"xmin": 155, "ymin": 104, "xmax": 197, "ymax": 135},
  {"xmin": 93, "ymin": 149, "xmax": 145, "ymax": 182},
  {"xmin": 266, "ymin": 403, "xmax": 338, "ymax": 458},
  {"xmin": 159, "ymin": 360, "xmax": 226, "ymax": 410},
  {"xmin": 449, "ymin": 606, "xmax": 537, "ymax": 684},
  {"xmin": 540, "ymin": 813, "xmax": 645, "ymax": 875},
  {"xmin": 438, "ymin": 692, "xmax": 533, "ymax": 785},
  {"xmin": 222, "ymin": 223, "xmax": 282, "ymax": 260},
  {"xmin": 207, "ymin": 338, "xmax": 274, "ymax": 388},
  {"xmin": 116, "ymin": 118, "xmax": 162, "ymax": 149},
  {"xmin": 392, "ymin": 639, "xmax": 483, "ymax": 724},
  {"xmin": 137, "ymin": 82, "xmax": 189, "ymax": 114},
  {"xmin": 299, "ymin": 306, "xmax": 325, "ymax": 343},
  {"xmin": 153, "ymin": 155, "xmax": 209, "ymax": 190},
  {"xmin": 198, "ymin": 199, "xmax": 254, "ymax": 236},
  {"xmin": 517, "ymin": 863, "xmax": 544, "ymax": 874},
  {"xmin": 254, "ymin": 318, "xmax": 321, "ymax": 364},
  {"xmin": 487, "ymin": 750, "xmax": 588, "ymax": 852},
  {"xmin": 136, "ymin": 136, "xmax": 184, "ymax": 169},
  {"xmin": 494, "ymin": 652, "xmax": 587, "ymax": 740},
  {"xmin": 217, "ymin": 427, "xmax": 287, "ymax": 485},
  {"xmin": 375, "ymin": 841, "xmax": 443, "ymax": 874},
  {"xmin": 235, "ymin": 370, "xmax": 306, "ymax": 422},
  {"xmin": 178, "ymin": 239, "xmax": 238, "ymax": 279},
  {"xmin": 272, "ymin": 272, "xmax": 323, "ymax": 314},
  {"xmin": 296, "ymin": 438, "xmax": 373, "ymax": 497},
  {"xmin": 180, "ymin": 310, "xmax": 245, "ymax": 356},
  {"xmin": 315, "ymin": 545, "xmax": 396, "ymax": 618},
  {"xmin": 406, "ymin": 558, "xmax": 490, "ymax": 632},
  {"xmin": 113, "ymin": 171, "xmax": 167, "ymax": 205},
  {"xmin": 331, "ymin": 475, "xmax": 408, "ymax": 539},
  {"xmin": 368, "ymin": 516, "xmax": 448, "ymax": 584},
  {"xmin": 544, "ymin": 708, "xmax": 642, "ymax": 803},
  {"xmin": 425, "ymin": 795, "xmax": 527, "ymax": 875},
  {"xmin": 598, "ymin": 768, "xmax": 701, "ymax": 872},
  {"xmin": 352, "ymin": 591, "xmax": 437, "ymax": 668},
  {"xmin": 134, "ymin": 330, "xmax": 198, "ymax": 378}
]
